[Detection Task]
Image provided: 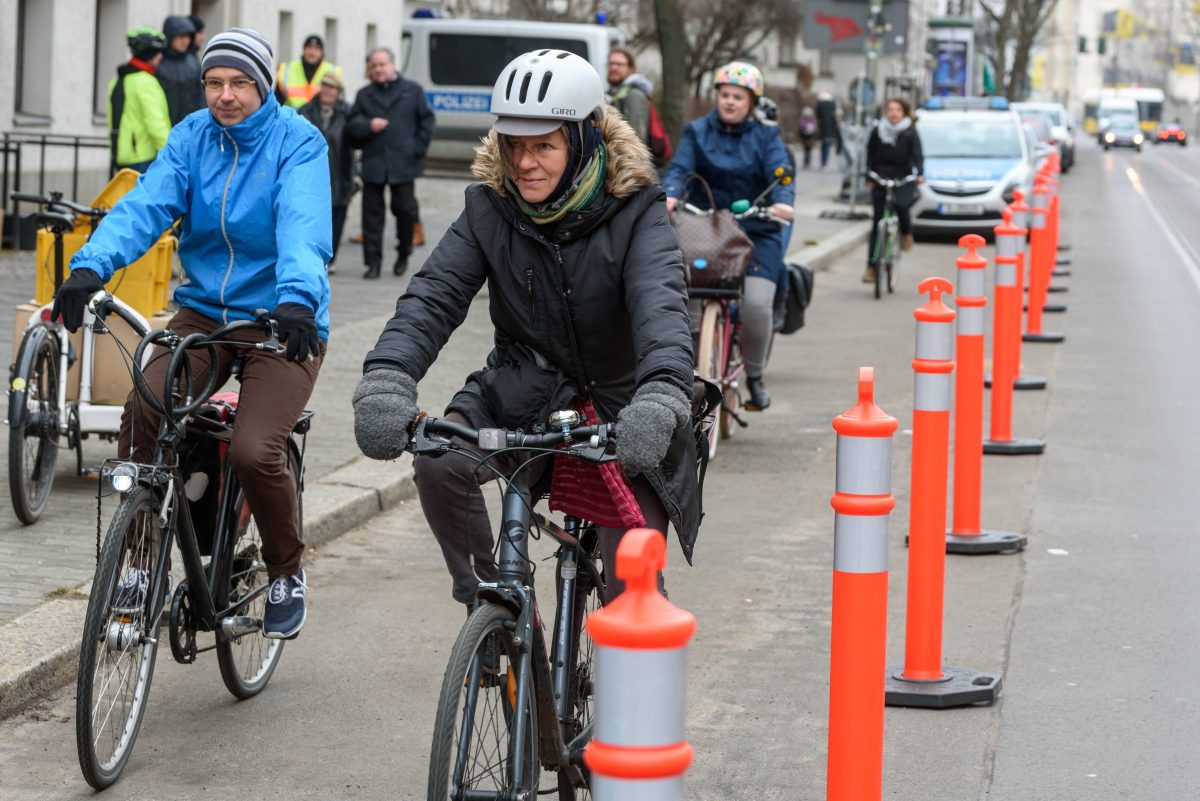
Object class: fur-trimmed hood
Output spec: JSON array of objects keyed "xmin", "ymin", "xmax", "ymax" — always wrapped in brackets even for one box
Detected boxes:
[{"xmin": 471, "ymin": 106, "xmax": 658, "ymax": 199}]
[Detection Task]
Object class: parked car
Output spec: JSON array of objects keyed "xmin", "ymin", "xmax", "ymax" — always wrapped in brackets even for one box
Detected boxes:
[
  {"xmin": 1013, "ymin": 102, "xmax": 1076, "ymax": 171},
  {"xmin": 1154, "ymin": 122, "xmax": 1188, "ymax": 146}
]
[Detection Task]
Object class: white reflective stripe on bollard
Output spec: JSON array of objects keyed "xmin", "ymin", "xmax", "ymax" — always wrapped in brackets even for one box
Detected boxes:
[
  {"xmin": 835, "ymin": 435, "xmax": 893, "ymax": 495},
  {"xmin": 957, "ymin": 305, "xmax": 985, "ymax": 336},
  {"xmin": 1030, "ymin": 210, "xmax": 1047, "ymax": 230},
  {"xmin": 593, "ymin": 774, "xmax": 684, "ymax": 801},
  {"xmin": 996, "ymin": 234, "xmax": 1019, "ymax": 259},
  {"xmin": 916, "ymin": 322, "xmax": 953, "ymax": 360},
  {"xmin": 958, "ymin": 268, "xmax": 986, "ymax": 298},
  {"xmin": 996, "ymin": 261, "xmax": 1017, "ymax": 287},
  {"xmin": 594, "ymin": 647, "xmax": 686, "ymax": 746},
  {"xmin": 833, "ymin": 513, "xmax": 890, "ymax": 573},
  {"xmin": 914, "ymin": 372, "xmax": 953, "ymax": 411}
]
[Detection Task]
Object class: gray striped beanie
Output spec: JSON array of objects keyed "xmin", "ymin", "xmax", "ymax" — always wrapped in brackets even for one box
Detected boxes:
[{"xmin": 201, "ymin": 28, "xmax": 275, "ymax": 101}]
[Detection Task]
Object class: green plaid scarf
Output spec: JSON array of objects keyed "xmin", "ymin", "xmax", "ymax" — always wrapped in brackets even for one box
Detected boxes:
[{"xmin": 508, "ymin": 144, "xmax": 607, "ymax": 225}]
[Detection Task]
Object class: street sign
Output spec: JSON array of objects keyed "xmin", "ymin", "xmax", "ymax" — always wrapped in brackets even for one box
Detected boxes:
[
  {"xmin": 849, "ymin": 77, "xmax": 876, "ymax": 110},
  {"xmin": 802, "ymin": 0, "xmax": 910, "ymax": 54}
]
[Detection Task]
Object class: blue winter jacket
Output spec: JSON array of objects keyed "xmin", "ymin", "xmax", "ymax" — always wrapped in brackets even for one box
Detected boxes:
[
  {"xmin": 663, "ymin": 109, "xmax": 795, "ymax": 224},
  {"xmin": 71, "ymin": 94, "xmax": 333, "ymax": 341}
]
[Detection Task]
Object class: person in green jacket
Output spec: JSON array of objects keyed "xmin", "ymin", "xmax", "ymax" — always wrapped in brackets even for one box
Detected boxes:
[{"xmin": 107, "ymin": 27, "xmax": 171, "ymax": 173}]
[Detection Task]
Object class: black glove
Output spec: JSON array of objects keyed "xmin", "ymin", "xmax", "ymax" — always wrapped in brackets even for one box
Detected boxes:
[
  {"xmin": 352, "ymin": 368, "xmax": 419, "ymax": 460},
  {"xmin": 50, "ymin": 269, "xmax": 105, "ymax": 333},
  {"xmin": 615, "ymin": 380, "xmax": 691, "ymax": 474},
  {"xmin": 273, "ymin": 302, "xmax": 320, "ymax": 362}
]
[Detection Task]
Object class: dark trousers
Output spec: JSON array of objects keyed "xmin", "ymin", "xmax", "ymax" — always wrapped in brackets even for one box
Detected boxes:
[
  {"xmin": 118, "ymin": 308, "xmax": 324, "ymax": 578},
  {"xmin": 867, "ymin": 184, "xmax": 914, "ymax": 266},
  {"xmin": 331, "ymin": 204, "xmax": 348, "ymax": 262},
  {"xmin": 362, "ymin": 181, "xmax": 417, "ymax": 270},
  {"xmin": 413, "ymin": 412, "xmax": 668, "ymax": 606}
]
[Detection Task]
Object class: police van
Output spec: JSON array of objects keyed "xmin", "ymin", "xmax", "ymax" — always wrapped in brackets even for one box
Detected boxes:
[{"xmin": 401, "ymin": 19, "xmax": 624, "ymax": 163}]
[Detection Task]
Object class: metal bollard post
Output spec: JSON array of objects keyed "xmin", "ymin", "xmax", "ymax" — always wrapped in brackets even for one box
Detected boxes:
[
  {"xmin": 948, "ymin": 236, "xmax": 1028, "ymax": 554},
  {"xmin": 585, "ymin": 528, "xmax": 695, "ymax": 801},
  {"xmin": 984, "ymin": 209, "xmax": 1046, "ymax": 456},
  {"xmin": 1024, "ymin": 176, "xmax": 1066, "ymax": 343},
  {"xmin": 827, "ymin": 366, "xmax": 896, "ymax": 801},
  {"xmin": 886, "ymin": 279, "xmax": 1002, "ymax": 708}
]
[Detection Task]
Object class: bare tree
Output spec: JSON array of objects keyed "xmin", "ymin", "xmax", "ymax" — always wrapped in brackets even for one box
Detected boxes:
[
  {"xmin": 978, "ymin": 0, "xmax": 1060, "ymax": 99},
  {"xmin": 679, "ymin": 0, "xmax": 802, "ymax": 96},
  {"xmin": 653, "ymin": 0, "xmax": 689, "ymax": 142}
]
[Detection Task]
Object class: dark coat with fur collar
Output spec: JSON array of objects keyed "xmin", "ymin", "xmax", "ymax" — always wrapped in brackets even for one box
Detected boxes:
[{"xmin": 364, "ymin": 109, "xmax": 703, "ymax": 559}]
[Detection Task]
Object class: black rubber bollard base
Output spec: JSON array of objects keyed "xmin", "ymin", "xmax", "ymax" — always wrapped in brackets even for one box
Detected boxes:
[
  {"xmin": 984, "ymin": 374, "xmax": 1046, "ymax": 390},
  {"xmin": 1056, "ymin": 257, "xmax": 1072, "ymax": 266},
  {"xmin": 1024, "ymin": 332, "xmax": 1065, "ymax": 343},
  {"xmin": 983, "ymin": 436, "xmax": 1046, "ymax": 455},
  {"xmin": 1053, "ymin": 268, "xmax": 1072, "ymax": 277},
  {"xmin": 1023, "ymin": 303, "xmax": 1067, "ymax": 313},
  {"xmin": 946, "ymin": 529, "xmax": 1028, "ymax": 554},
  {"xmin": 1047, "ymin": 284, "xmax": 1069, "ymax": 293},
  {"xmin": 1058, "ymin": 244, "xmax": 1071, "ymax": 252},
  {"xmin": 885, "ymin": 666, "xmax": 1002, "ymax": 708}
]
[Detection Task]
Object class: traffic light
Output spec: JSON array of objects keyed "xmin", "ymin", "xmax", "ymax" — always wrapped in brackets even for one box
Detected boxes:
[{"xmin": 1078, "ymin": 35, "xmax": 1088, "ymax": 53}]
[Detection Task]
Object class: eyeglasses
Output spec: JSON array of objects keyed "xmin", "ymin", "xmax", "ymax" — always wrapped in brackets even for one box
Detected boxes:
[
  {"xmin": 202, "ymin": 78, "xmax": 257, "ymax": 93},
  {"xmin": 607, "ymin": 59, "xmax": 629, "ymax": 68}
]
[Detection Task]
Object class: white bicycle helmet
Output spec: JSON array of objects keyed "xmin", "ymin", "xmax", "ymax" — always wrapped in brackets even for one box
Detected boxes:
[{"xmin": 491, "ymin": 49, "xmax": 606, "ymax": 136}]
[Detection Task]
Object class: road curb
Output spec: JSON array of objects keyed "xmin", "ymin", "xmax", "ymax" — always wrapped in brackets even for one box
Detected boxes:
[
  {"xmin": 788, "ymin": 222, "xmax": 871, "ymax": 271},
  {"xmin": 0, "ymin": 457, "xmax": 416, "ymax": 720}
]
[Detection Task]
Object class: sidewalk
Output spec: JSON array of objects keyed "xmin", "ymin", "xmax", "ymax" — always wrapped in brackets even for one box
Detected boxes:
[{"xmin": 0, "ymin": 171, "xmax": 869, "ymax": 718}]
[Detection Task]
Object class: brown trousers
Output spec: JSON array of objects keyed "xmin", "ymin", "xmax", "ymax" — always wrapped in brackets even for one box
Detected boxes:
[{"xmin": 118, "ymin": 308, "xmax": 324, "ymax": 578}]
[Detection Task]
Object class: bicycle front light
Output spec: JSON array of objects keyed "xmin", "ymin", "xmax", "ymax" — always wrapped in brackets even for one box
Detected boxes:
[{"xmin": 109, "ymin": 462, "xmax": 138, "ymax": 493}]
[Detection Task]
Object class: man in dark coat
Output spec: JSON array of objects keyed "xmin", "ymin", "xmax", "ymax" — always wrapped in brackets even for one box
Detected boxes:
[
  {"xmin": 157, "ymin": 15, "xmax": 203, "ymax": 125},
  {"xmin": 300, "ymin": 72, "xmax": 355, "ymax": 274},
  {"xmin": 816, "ymin": 90, "xmax": 842, "ymax": 169},
  {"xmin": 346, "ymin": 47, "xmax": 435, "ymax": 279}
]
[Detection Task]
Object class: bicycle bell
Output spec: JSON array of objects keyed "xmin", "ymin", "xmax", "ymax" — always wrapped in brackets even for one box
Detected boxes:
[{"xmin": 548, "ymin": 409, "xmax": 580, "ymax": 433}]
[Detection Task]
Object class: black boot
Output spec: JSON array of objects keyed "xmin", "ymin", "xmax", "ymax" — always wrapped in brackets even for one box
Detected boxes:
[
  {"xmin": 363, "ymin": 264, "xmax": 381, "ymax": 280},
  {"xmin": 393, "ymin": 256, "xmax": 408, "ymax": 276},
  {"xmin": 745, "ymin": 375, "xmax": 771, "ymax": 411}
]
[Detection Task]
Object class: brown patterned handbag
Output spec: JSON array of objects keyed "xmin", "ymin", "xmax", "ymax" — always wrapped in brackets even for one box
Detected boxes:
[{"xmin": 669, "ymin": 173, "xmax": 755, "ymax": 289}]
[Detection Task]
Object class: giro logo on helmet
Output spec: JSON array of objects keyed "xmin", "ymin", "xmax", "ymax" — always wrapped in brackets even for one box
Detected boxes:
[{"xmin": 551, "ymin": 107, "xmax": 577, "ymax": 116}]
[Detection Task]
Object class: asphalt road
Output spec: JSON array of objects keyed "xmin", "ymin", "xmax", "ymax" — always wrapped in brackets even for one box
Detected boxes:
[{"xmin": 1, "ymin": 141, "xmax": 1198, "ymax": 799}]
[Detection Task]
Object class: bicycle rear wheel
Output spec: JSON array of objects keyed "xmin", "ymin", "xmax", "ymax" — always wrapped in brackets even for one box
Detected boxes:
[
  {"xmin": 719, "ymin": 325, "xmax": 742, "ymax": 440},
  {"xmin": 558, "ymin": 533, "xmax": 605, "ymax": 800},
  {"xmin": 215, "ymin": 445, "xmax": 300, "ymax": 698},
  {"xmin": 428, "ymin": 602, "xmax": 539, "ymax": 800},
  {"xmin": 75, "ymin": 487, "xmax": 164, "ymax": 790},
  {"xmin": 694, "ymin": 301, "xmax": 725, "ymax": 461},
  {"xmin": 8, "ymin": 333, "xmax": 60, "ymax": 524}
]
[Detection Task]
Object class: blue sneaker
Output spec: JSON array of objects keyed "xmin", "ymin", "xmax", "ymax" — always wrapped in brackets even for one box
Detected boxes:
[
  {"xmin": 263, "ymin": 569, "xmax": 307, "ymax": 640},
  {"xmin": 112, "ymin": 568, "xmax": 149, "ymax": 615}
]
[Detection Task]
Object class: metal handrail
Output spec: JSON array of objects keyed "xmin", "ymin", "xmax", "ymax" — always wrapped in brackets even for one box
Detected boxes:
[{"xmin": 2, "ymin": 131, "xmax": 112, "ymax": 250}]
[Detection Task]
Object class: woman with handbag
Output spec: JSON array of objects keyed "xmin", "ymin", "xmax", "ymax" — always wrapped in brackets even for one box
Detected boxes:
[
  {"xmin": 663, "ymin": 61, "xmax": 795, "ymax": 411},
  {"xmin": 350, "ymin": 50, "xmax": 700, "ymax": 607}
]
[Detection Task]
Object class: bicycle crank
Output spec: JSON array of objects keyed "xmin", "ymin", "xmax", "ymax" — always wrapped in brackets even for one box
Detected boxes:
[{"xmin": 168, "ymin": 582, "xmax": 198, "ymax": 664}]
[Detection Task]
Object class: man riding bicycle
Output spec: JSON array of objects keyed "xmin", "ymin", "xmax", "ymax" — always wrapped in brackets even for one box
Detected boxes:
[
  {"xmin": 52, "ymin": 28, "xmax": 332, "ymax": 639},
  {"xmin": 662, "ymin": 61, "xmax": 795, "ymax": 411},
  {"xmin": 351, "ymin": 50, "xmax": 698, "ymax": 608}
]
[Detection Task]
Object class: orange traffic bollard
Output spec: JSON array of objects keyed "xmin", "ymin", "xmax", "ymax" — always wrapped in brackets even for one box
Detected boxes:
[
  {"xmin": 1008, "ymin": 189, "xmax": 1049, "ymax": 387},
  {"xmin": 585, "ymin": 528, "xmax": 695, "ymax": 801},
  {"xmin": 1025, "ymin": 176, "xmax": 1066, "ymax": 344},
  {"xmin": 886, "ymin": 279, "xmax": 1002, "ymax": 708},
  {"xmin": 948, "ymin": 236, "xmax": 1027, "ymax": 555},
  {"xmin": 1045, "ymin": 172, "xmax": 1071, "ymax": 294},
  {"xmin": 984, "ymin": 209, "xmax": 1046, "ymax": 456},
  {"xmin": 827, "ymin": 366, "xmax": 896, "ymax": 801}
]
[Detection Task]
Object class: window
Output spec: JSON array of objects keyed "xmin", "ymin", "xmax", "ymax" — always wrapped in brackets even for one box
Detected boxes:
[
  {"xmin": 400, "ymin": 31, "xmax": 412, "ymax": 74},
  {"xmin": 93, "ymin": 0, "xmax": 129, "ymax": 119},
  {"xmin": 324, "ymin": 17, "xmax": 338, "ymax": 63},
  {"xmin": 778, "ymin": 36, "xmax": 797, "ymax": 68},
  {"xmin": 15, "ymin": 0, "xmax": 54, "ymax": 118},
  {"xmin": 366, "ymin": 22, "xmax": 378, "ymax": 53},
  {"xmin": 429, "ymin": 34, "xmax": 587, "ymax": 87},
  {"xmin": 278, "ymin": 11, "xmax": 294, "ymax": 63}
]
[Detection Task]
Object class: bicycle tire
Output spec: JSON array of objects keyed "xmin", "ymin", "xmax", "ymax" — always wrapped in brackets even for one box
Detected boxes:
[
  {"xmin": 75, "ymin": 487, "xmax": 164, "ymax": 790},
  {"xmin": 873, "ymin": 218, "xmax": 889, "ymax": 300},
  {"xmin": 888, "ymin": 226, "xmax": 901, "ymax": 294},
  {"xmin": 215, "ymin": 445, "xmax": 300, "ymax": 698},
  {"xmin": 428, "ymin": 602, "xmax": 539, "ymax": 800},
  {"xmin": 557, "ymin": 533, "xmax": 605, "ymax": 800},
  {"xmin": 694, "ymin": 301, "xmax": 724, "ymax": 461},
  {"xmin": 8, "ymin": 333, "xmax": 60, "ymax": 524},
  {"xmin": 719, "ymin": 325, "xmax": 742, "ymax": 440}
]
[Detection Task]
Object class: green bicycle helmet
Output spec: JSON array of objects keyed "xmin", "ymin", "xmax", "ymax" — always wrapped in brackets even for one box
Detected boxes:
[{"xmin": 126, "ymin": 26, "xmax": 167, "ymax": 60}]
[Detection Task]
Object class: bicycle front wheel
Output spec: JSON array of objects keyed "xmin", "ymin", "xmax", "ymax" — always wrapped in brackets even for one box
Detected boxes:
[
  {"xmin": 888, "ymin": 224, "xmax": 902, "ymax": 294},
  {"xmin": 694, "ymin": 300, "xmax": 725, "ymax": 461},
  {"xmin": 558, "ymin": 533, "xmax": 605, "ymax": 800},
  {"xmin": 428, "ymin": 602, "xmax": 539, "ymax": 800},
  {"xmin": 8, "ymin": 333, "xmax": 61, "ymax": 524},
  {"xmin": 75, "ymin": 487, "xmax": 164, "ymax": 790},
  {"xmin": 214, "ymin": 446, "xmax": 300, "ymax": 698}
]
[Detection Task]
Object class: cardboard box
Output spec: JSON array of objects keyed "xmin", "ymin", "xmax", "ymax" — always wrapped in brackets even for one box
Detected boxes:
[{"xmin": 12, "ymin": 302, "xmax": 174, "ymax": 406}]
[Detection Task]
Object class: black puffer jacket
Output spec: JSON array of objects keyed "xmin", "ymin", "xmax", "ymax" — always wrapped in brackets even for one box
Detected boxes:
[
  {"xmin": 867, "ymin": 122, "xmax": 924, "ymax": 181},
  {"xmin": 299, "ymin": 97, "xmax": 355, "ymax": 207},
  {"xmin": 363, "ymin": 109, "xmax": 704, "ymax": 559},
  {"xmin": 157, "ymin": 16, "xmax": 203, "ymax": 126},
  {"xmin": 346, "ymin": 74, "xmax": 436, "ymax": 185}
]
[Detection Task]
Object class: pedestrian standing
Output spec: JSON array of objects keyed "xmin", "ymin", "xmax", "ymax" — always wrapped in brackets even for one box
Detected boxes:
[
  {"xmin": 606, "ymin": 46, "xmax": 652, "ymax": 146},
  {"xmin": 188, "ymin": 15, "xmax": 206, "ymax": 53},
  {"xmin": 158, "ymin": 15, "xmax": 204, "ymax": 125},
  {"xmin": 300, "ymin": 72, "xmax": 354, "ymax": 275},
  {"xmin": 276, "ymin": 34, "xmax": 342, "ymax": 110},
  {"xmin": 816, "ymin": 90, "xmax": 842, "ymax": 169},
  {"xmin": 108, "ymin": 27, "xmax": 171, "ymax": 173},
  {"xmin": 798, "ymin": 105, "xmax": 818, "ymax": 169},
  {"xmin": 347, "ymin": 47, "xmax": 435, "ymax": 279}
]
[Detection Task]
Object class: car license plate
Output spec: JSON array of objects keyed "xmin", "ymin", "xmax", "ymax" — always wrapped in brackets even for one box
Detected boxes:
[{"xmin": 937, "ymin": 203, "xmax": 985, "ymax": 216}]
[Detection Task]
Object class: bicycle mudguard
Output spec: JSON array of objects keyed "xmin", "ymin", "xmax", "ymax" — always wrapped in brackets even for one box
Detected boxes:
[{"xmin": 7, "ymin": 323, "xmax": 57, "ymax": 430}]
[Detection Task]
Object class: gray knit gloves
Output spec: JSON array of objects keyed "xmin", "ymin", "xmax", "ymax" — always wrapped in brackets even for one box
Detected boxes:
[
  {"xmin": 352, "ymin": 368, "xmax": 419, "ymax": 460},
  {"xmin": 615, "ymin": 381, "xmax": 691, "ymax": 474}
]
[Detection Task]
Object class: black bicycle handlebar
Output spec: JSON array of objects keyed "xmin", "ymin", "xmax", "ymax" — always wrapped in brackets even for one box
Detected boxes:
[
  {"xmin": 11, "ymin": 191, "xmax": 101, "ymax": 216},
  {"xmin": 866, "ymin": 171, "xmax": 921, "ymax": 189},
  {"xmin": 411, "ymin": 415, "xmax": 617, "ymax": 464}
]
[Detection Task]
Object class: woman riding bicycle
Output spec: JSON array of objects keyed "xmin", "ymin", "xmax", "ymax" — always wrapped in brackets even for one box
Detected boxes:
[
  {"xmin": 351, "ymin": 50, "xmax": 698, "ymax": 607},
  {"xmin": 662, "ymin": 61, "xmax": 795, "ymax": 411},
  {"xmin": 864, "ymin": 97, "xmax": 924, "ymax": 284}
]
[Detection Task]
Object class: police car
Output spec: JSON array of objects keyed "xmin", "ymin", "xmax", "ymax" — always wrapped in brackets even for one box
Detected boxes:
[{"xmin": 911, "ymin": 97, "xmax": 1036, "ymax": 235}]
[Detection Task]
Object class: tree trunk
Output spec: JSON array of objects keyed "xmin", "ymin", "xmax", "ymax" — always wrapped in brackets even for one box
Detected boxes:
[{"xmin": 654, "ymin": 0, "xmax": 688, "ymax": 142}]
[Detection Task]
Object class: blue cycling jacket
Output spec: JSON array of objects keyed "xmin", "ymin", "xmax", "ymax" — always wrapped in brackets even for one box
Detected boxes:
[{"xmin": 71, "ymin": 94, "xmax": 333, "ymax": 340}]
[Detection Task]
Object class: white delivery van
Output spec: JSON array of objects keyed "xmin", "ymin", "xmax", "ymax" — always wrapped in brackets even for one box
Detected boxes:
[{"xmin": 400, "ymin": 19, "xmax": 625, "ymax": 163}]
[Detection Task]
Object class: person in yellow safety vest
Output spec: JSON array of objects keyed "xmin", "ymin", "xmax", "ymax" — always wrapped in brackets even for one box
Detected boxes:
[{"xmin": 276, "ymin": 34, "xmax": 342, "ymax": 109}]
